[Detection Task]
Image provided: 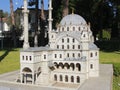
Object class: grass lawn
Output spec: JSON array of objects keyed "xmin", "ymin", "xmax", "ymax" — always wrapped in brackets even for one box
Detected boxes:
[
  {"xmin": 0, "ymin": 48, "xmax": 20, "ymax": 74},
  {"xmin": 100, "ymin": 51, "xmax": 120, "ymax": 63},
  {"xmin": 0, "ymin": 48, "xmax": 120, "ymax": 90}
]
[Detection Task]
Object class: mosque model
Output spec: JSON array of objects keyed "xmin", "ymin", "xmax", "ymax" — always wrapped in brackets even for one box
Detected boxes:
[{"xmin": 20, "ymin": 0, "xmax": 99, "ymax": 87}]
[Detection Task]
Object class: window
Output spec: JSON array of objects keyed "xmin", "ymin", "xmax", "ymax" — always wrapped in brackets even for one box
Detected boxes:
[
  {"xmin": 71, "ymin": 76, "xmax": 74, "ymax": 82},
  {"xmin": 78, "ymin": 27, "xmax": 81, "ymax": 31},
  {"xmin": 73, "ymin": 38, "xmax": 75, "ymax": 43},
  {"xmin": 22, "ymin": 56, "xmax": 24, "ymax": 60},
  {"xmin": 76, "ymin": 63, "xmax": 81, "ymax": 71},
  {"xmin": 73, "ymin": 53, "xmax": 75, "ymax": 57},
  {"xmin": 90, "ymin": 64, "xmax": 93, "ymax": 69},
  {"xmin": 95, "ymin": 52, "xmax": 97, "ymax": 56},
  {"xmin": 29, "ymin": 56, "xmax": 32, "ymax": 61},
  {"xmin": 60, "ymin": 75, "xmax": 63, "ymax": 81},
  {"xmin": 54, "ymin": 74, "xmax": 57, "ymax": 81},
  {"xmin": 90, "ymin": 53, "xmax": 93, "ymax": 57},
  {"xmin": 60, "ymin": 54, "xmax": 62, "ymax": 58},
  {"xmin": 78, "ymin": 53, "xmax": 80, "ymax": 57},
  {"xmin": 78, "ymin": 45, "xmax": 80, "ymax": 49},
  {"xmin": 73, "ymin": 45, "xmax": 75, "ymax": 49},
  {"xmin": 67, "ymin": 53, "xmax": 69, "ymax": 57},
  {"xmin": 65, "ymin": 75, "xmax": 68, "ymax": 82},
  {"xmin": 67, "ymin": 45, "xmax": 69, "ymax": 49},
  {"xmin": 77, "ymin": 76, "xmax": 80, "ymax": 83},
  {"xmin": 57, "ymin": 45, "xmax": 59, "ymax": 49},
  {"xmin": 73, "ymin": 27, "xmax": 75, "ymax": 31},
  {"xmin": 26, "ymin": 56, "xmax": 28, "ymax": 60},
  {"xmin": 67, "ymin": 38, "xmax": 69, "ymax": 43},
  {"xmin": 62, "ymin": 39, "xmax": 64, "ymax": 43},
  {"xmin": 44, "ymin": 55, "xmax": 46, "ymax": 59},
  {"xmin": 62, "ymin": 27, "xmax": 64, "ymax": 31},
  {"xmin": 62, "ymin": 45, "xmax": 64, "ymax": 49},
  {"xmin": 67, "ymin": 27, "xmax": 69, "ymax": 31},
  {"xmin": 55, "ymin": 54, "xmax": 57, "ymax": 58}
]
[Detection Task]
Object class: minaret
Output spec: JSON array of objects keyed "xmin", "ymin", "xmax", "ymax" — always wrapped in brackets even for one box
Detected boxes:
[
  {"xmin": 48, "ymin": 0, "xmax": 53, "ymax": 39},
  {"xmin": 23, "ymin": 0, "xmax": 30, "ymax": 49}
]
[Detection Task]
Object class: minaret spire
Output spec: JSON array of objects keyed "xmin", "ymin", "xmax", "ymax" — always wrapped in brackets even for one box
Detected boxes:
[
  {"xmin": 48, "ymin": 0, "xmax": 53, "ymax": 33},
  {"xmin": 23, "ymin": 0, "xmax": 30, "ymax": 49}
]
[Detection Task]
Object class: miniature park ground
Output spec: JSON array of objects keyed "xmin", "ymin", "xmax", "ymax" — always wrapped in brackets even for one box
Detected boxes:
[{"xmin": 0, "ymin": 48, "xmax": 120, "ymax": 90}]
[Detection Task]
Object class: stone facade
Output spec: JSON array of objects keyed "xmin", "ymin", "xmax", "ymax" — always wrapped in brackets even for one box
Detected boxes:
[{"xmin": 20, "ymin": 13, "xmax": 99, "ymax": 86}]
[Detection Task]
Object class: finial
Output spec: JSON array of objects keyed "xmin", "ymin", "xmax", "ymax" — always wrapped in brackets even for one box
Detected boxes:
[{"xmin": 72, "ymin": 8, "xmax": 74, "ymax": 14}]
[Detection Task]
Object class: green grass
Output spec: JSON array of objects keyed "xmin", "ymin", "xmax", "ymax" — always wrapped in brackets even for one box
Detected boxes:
[
  {"xmin": 100, "ymin": 51, "xmax": 120, "ymax": 63},
  {"xmin": 0, "ymin": 48, "xmax": 120, "ymax": 89},
  {"xmin": 0, "ymin": 48, "xmax": 20, "ymax": 74}
]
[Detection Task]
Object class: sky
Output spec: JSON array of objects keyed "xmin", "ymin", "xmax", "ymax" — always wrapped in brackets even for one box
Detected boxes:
[{"xmin": 0, "ymin": 0, "xmax": 48, "ymax": 13}]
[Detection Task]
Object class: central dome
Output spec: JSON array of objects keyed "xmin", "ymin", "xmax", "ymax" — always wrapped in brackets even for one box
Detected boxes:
[{"xmin": 60, "ymin": 14, "xmax": 86, "ymax": 25}]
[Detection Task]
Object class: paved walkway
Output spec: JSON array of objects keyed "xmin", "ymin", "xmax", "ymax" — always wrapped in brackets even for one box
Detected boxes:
[{"xmin": 0, "ymin": 64, "xmax": 113, "ymax": 90}]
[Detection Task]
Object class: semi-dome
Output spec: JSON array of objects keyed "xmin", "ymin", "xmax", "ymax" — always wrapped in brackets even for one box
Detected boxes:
[{"xmin": 60, "ymin": 14, "xmax": 86, "ymax": 25}]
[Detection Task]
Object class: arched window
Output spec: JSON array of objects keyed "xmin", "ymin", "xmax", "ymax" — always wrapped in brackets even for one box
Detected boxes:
[
  {"xmin": 73, "ymin": 45, "xmax": 75, "ymax": 49},
  {"xmin": 67, "ymin": 45, "xmax": 69, "ymax": 49},
  {"xmin": 57, "ymin": 45, "xmax": 59, "ymax": 49},
  {"xmin": 78, "ymin": 27, "xmax": 81, "ymax": 31},
  {"xmin": 70, "ymin": 63, "xmax": 75, "ymax": 71},
  {"xmin": 71, "ymin": 76, "xmax": 74, "ymax": 82},
  {"xmin": 67, "ymin": 27, "xmax": 69, "ymax": 31},
  {"xmin": 60, "ymin": 75, "xmax": 63, "ymax": 81},
  {"xmin": 62, "ymin": 45, "xmax": 64, "ymax": 49},
  {"xmin": 72, "ymin": 38, "xmax": 75, "ymax": 43},
  {"xmin": 44, "ymin": 55, "xmax": 46, "ymax": 59},
  {"xmin": 90, "ymin": 64, "xmax": 93, "ymax": 69},
  {"xmin": 73, "ymin": 53, "xmax": 75, "ymax": 57},
  {"xmin": 54, "ymin": 74, "xmax": 57, "ymax": 81},
  {"xmin": 55, "ymin": 54, "xmax": 57, "ymax": 58},
  {"xmin": 95, "ymin": 52, "xmax": 97, "ymax": 56},
  {"xmin": 26, "ymin": 56, "xmax": 28, "ymax": 60},
  {"xmin": 77, "ymin": 76, "xmax": 80, "ymax": 83},
  {"xmin": 78, "ymin": 45, "xmax": 80, "ymax": 49},
  {"xmin": 60, "ymin": 54, "xmax": 62, "ymax": 58},
  {"xmin": 73, "ymin": 27, "xmax": 75, "ymax": 31},
  {"xmin": 65, "ymin": 75, "xmax": 68, "ymax": 82},
  {"xmin": 67, "ymin": 53, "xmax": 69, "ymax": 57},
  {"xmin": 78, "ymin": 53, "xmax": 80, "ymax": 57},
  {"xmin": 67, "ymin": 38, "xmax": 69, "ymax": 43},
  {"xmin": 62, "ymin": 39, "xmax": 64, "ymax": 43},
  {"xmin": 76, "ymin": 63, "xmax": 81, "ymax": 71},
  {"xmin": 29, "ymin": 56, "xmax": 32, "ymax": 61},
  {"xmin": 90, "ymin": 53, "xmax": 93, "ymax": 57},
  {"xmin": 62, "ymin": 27, "xmax": 64, "ymax": 31},
  {"xmin": 22, "ymin": 56, "xmax": 24, "ymax": 60}
]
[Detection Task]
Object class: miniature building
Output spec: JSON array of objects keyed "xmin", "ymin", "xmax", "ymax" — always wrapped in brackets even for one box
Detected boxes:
[{"xmin": 20, "ymin": 0, "xmax": 99, "ymax": 86}]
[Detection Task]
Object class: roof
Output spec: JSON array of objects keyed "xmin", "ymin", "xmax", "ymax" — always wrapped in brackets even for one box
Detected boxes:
[
  {"xmin": 89, "ymin": 43, "xmax": 99, "ymax": 50},
  {"xmin": 60, "ymin": 14, "xmax": 86, "ymax": 26}
]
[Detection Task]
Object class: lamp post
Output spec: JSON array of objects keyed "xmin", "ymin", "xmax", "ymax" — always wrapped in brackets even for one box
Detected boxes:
[{"xmin": 23, "ymin": 0, "xmax": 30, "ymax": 49}]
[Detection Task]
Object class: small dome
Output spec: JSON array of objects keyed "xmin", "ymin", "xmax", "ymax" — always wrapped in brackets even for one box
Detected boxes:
[{"xmin": 60, "ymin": 14, "xmax": 86, "ymax": 25}]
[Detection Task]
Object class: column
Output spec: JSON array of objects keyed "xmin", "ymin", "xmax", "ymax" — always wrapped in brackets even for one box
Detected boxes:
[
  {"xmin": 20, "ymin": 73, "xmax": 23, "ymax": 83},
  {"xmin": 48, "ymin": 0, "xmax": 53, "ymax": 43},
  {"xmin": 32, "ymin": 73, "xmax": 34, "ymax": 84},
  {"xmin": 23, "ymin": 0, "xmax": 30, "ymax": 49}
]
